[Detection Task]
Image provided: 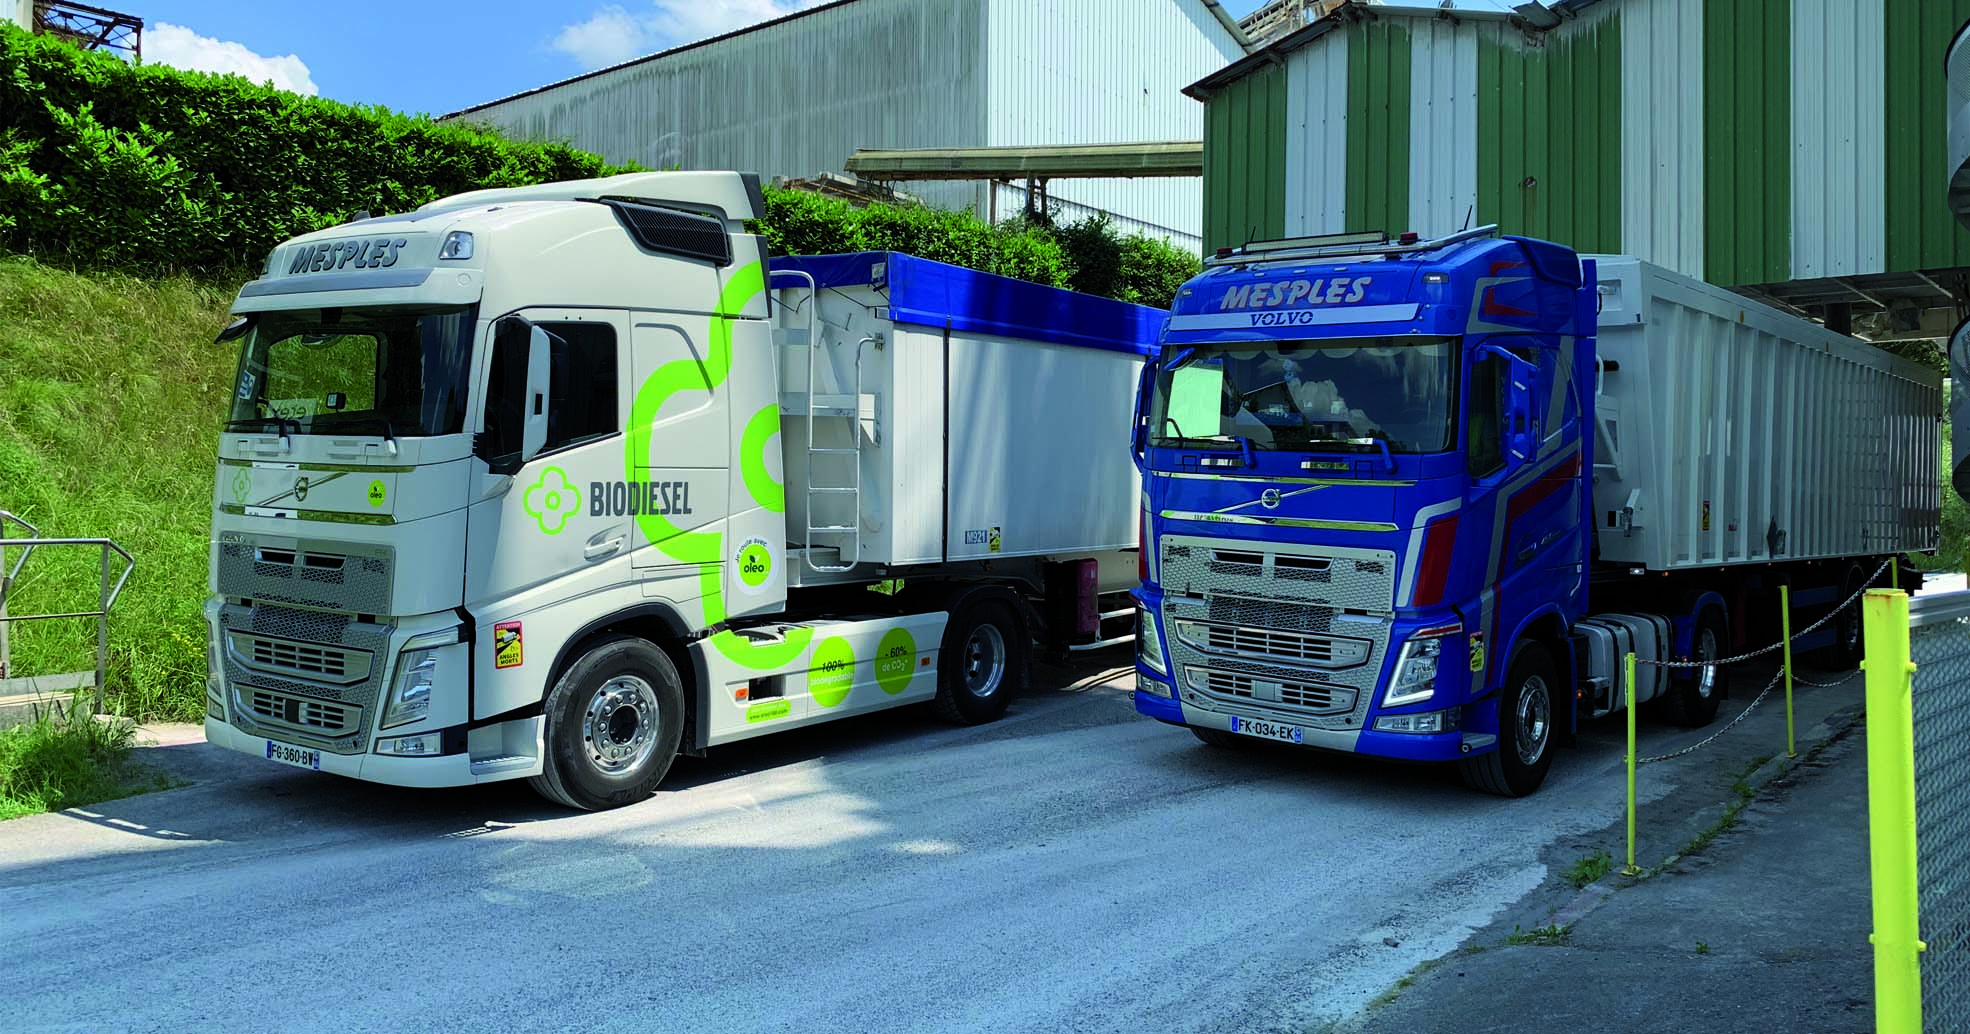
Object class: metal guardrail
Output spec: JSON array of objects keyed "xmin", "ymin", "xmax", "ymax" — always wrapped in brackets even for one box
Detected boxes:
[
  {"xmin": 1866, "ymin": 587, "xmax": 1970, "ymax": 1034},
  {"xmin": 0, "ymin": 510, "xmax": 136, "ymax": 715}
]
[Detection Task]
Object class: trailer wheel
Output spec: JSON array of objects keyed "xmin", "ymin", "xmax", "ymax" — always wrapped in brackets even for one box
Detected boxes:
[
  {"xmin": 1457, "ymin": 640, "xmax": 1557, "ymax": 798},
  {"xmin": 931, "ymin": 599, "xmax": 1027, "ymax": 725},
  {"xmin": 529, "ymin": 635, "xmax": 684, "ymax": 811},
  {"xmin": 1661, "ymin": 608, "xmax": 1727, "ymax": 728}
]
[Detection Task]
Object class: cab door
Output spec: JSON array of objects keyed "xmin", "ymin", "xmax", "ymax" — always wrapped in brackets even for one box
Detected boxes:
[{"xmin": 465, "ymin": 308, "xmax": 634, "ymax": 609}]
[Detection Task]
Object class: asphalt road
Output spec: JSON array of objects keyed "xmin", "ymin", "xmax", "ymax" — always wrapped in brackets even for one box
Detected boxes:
[{"xmin": 0, "ymin": 651, "xmax": 1830, "ymax": 1034}]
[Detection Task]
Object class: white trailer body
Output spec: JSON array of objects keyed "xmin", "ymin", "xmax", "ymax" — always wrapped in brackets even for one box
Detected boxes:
[
  {"xmin": 200, "ymin": 173, "xmax": 1163, "ymax": 809},
  {"xmin": 1588, "ymin": 255, "xmax": 1942, "ymax": 573}
]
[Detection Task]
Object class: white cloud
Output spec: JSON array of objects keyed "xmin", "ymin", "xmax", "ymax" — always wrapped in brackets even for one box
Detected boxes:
[
  {"xmin": 552, "ymin": 1, "xmax": 830, "ymax": 71},
  {"xmin": 147, "ymin": 22, "xmax": 318, "ymax": 96}
]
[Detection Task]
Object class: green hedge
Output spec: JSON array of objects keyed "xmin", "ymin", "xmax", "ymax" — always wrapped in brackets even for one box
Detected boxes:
[
  {"xmin": 0, "ymin": 23, "xmax": 1200, "ymax": 306},
  {"xmin": 0, "ymin": 23, "xmax": 629, "ymax": 274}
]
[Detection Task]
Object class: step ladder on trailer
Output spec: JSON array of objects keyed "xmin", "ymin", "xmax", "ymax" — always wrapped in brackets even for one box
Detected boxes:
[{"xmin": 769, "ymin": 269, "xmax": 878, "ymax": 574}]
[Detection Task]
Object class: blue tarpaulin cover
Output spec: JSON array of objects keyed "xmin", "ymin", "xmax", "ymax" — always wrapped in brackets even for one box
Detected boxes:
[{"xmin": 770, "ymin": 251, "xmax": 1166, "ymax": 357}]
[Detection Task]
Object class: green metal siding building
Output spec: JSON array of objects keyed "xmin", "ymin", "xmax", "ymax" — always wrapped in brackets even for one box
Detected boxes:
[{"xmin": 1191, "ymin": 0, "xmax": 1970, "ymax": 333}]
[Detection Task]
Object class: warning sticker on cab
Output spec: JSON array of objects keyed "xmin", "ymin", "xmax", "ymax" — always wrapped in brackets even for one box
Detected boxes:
[{"xmin": 494, "ymin": 622, "xmax": 524, "ymax": 669}]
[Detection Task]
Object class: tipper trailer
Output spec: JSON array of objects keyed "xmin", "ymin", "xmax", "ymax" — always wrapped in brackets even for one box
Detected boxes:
[
  {"xmin": 203, "ymin": 172, "xmax": 1156, "ymax": 810},
  {"xmin": 1130, "ymin": 227, "xmax": 1940, "ymax": 796}
]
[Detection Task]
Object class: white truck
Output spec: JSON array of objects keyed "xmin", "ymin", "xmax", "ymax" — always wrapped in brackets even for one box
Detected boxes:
[{"xmin": 203, "ymin": 172, "xmax": 1157, "ymax": 810}]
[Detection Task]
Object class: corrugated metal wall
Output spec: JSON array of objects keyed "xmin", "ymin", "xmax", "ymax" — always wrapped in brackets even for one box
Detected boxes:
[
  {"xmin": 1621, "ymin": 0, "xmax": 1705, "ymax": 278},
  {"xmin": 1344, "ymin": 21, "xmax": 1410, "ymax": 234},
  {"xmin": 1476, "ymin": 11, "xmax": 1621, "ymax": 255},
  {"xmin": 453, "ymin": 0, "xmax": 990, "ymax": 215},
  {"xmin": 1790, "ymin": 0, "xmax": 1884, "ymax": 280},
  {"xmin": 985, "ymin": 0, "xmax": 1245, "ymax": 242},
  {"xmin": 1886, "ymin": 0, "xmax": 1970, "ymax": 272},
  {"xmin": 1203, "ymin": 62, "xmax": 1288, "ymax": 250},
  {"xmin": 1408, "ymin": 18, "xmax": 1479, "ymax": 239},
  {"xmin": 1283, "ymin": 27, "xmax": 1349, "ymax": 237},
  {"xmin": 449, "ymin": 0, "xmax": 1241, "ymax": 242},
  {"xmin": 1201, "ymin": 0, "xmax": 1963, "ymax": 286},
  {"xmin": 1702, "ymin": 0, "xmax": 1791, "ymax": 287}
]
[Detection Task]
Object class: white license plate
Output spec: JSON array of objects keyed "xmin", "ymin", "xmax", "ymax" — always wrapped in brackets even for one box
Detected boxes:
[
  {"xmin": 265, "ymin": 740, "xmax": 321, "ymax": 771},
  {"xmin": 1228, "ymin": 716, "xmax": 1305, "ymax": 745}
]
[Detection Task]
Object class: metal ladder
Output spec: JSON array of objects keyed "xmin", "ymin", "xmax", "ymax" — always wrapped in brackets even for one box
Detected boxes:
[{"xmin": 769, "ymin": 269, "xmax": 866, "ymax": 574}]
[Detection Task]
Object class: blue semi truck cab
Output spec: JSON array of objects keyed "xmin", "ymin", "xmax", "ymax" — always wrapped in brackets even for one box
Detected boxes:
[{"xmin": 1129, "ymin": 227, "xmax": 1936, "ymax": 796}]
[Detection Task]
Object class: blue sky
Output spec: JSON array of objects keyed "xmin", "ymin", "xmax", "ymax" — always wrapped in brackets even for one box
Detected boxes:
[{"xmin": 137, "ymin": 1, "xmax": 1270, "ymax": 117}]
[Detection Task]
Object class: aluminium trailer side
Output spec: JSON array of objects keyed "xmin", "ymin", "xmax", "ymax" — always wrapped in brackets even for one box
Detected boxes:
[
  {"xmin": 766, "ymin": 251, "xmax": 1162, "ymax": 594},
  {"xmin": 1587, "ymin": 255, "xmax": 1942, "ymax": 574}
]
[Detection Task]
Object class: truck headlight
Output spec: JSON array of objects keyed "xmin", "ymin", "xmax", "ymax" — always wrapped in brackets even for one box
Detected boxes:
[
  {"xmin": 381, "ymin": 648, "xmax": 442, "ymax": 729},
  {"xmin": 1384, "ymin": 624, "xmax": 1460, "ymax": 708},
  {"xmin": 1136, "ymin": 605, "xmax": 1169, "ymax": 676}
]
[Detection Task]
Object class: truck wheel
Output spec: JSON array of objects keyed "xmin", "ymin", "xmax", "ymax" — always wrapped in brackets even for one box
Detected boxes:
[
  {"xmin": 1661, "ymin": 608, "xmax": 1727, "ymax": 728},
  {"xmin": 528, "ymin": 635, "xmax": 684, "ymax": 811},
  {"xmin": 1457, "ymin": 641, "xmax": 1556, "ymax": 798},
  {"xmin": 931, "ymin": 599, "xmax": 1027, "ymax": 725}
]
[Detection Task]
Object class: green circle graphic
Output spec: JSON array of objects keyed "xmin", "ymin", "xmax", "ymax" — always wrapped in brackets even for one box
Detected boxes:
[
  {"xmin": 809, "ymin": 638, "xmax": 855, "ymax": 708},
  {"xmin": 367, "ymin": 480, "xmax": 387, "ymax": 508},
  {"xmin": 738, "ymin": 542, "xmax": 773, "ymax": 588},
  {"xmin": 874, "ymin": 627, "xmax": 917, "ymax": 696}
]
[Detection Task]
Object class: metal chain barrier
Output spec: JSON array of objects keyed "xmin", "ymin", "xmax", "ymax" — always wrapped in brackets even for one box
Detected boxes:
[
  {"xmin": 1634, "ymin": 558, "xmax": 1894, "ymax": 670},
  {"xmin": 1635, "ymin": 668, "xmax": 1784, "ymax": 764}
]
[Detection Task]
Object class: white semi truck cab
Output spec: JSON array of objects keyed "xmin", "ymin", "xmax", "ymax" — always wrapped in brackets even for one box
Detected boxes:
[{"xmin": 203, "ymin": 172, "xmax": 1155, "ymax": 810}]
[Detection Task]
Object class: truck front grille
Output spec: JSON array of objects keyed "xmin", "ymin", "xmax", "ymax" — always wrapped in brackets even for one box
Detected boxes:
[
  {"xmin": 246, "ymin": 688, "xmax": 362, "ymax": 738},
  {"xmin": 1174, "ymin": 619, "xmax": 1370, "ymax": 669},
  {"xmin": 1185, "ymin": 666, "xmax": 1356, "ymax": 716}
]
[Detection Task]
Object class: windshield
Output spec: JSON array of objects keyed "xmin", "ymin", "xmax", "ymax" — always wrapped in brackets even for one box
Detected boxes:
[
  {"xmin": 225, "ymin": 305, "xmax": 479, "ymax": 437},
  {"xmin": 1147, "ymin": 336, "xmax": 1459, "ymax": 454}
]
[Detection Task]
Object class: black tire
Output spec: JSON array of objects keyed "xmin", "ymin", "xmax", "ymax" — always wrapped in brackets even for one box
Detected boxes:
[
  {"xmin": 1811, "ymin": 566, "xmax": 1867, "ymax": 671},
  {"xmin": 1190, "ymin": 726, "xmax": 1245, "ymax": 749},
  {"xmin": 528, "ymin": 635, "xmax": 685, "ymax": 811},
  {"xmin": 1457, "ymin": 640, "xmax": 1557, "ymax": 798},
  {"xmin": 1661, "ymin": 607, "xmax": 1728, "ymax": 728},
  {"xmin": 931, "ymin": 599, "xmax": 1027, "ymax": 725}
]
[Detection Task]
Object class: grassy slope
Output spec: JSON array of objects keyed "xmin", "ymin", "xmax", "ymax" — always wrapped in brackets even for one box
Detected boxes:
[{"xmin": 0, "ymin": 255, "xmax": 243, "ymax": 720}]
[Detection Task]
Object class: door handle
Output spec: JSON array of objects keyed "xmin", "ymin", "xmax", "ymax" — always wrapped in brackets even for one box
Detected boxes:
[{"xmin": 584, "ymin": 536, "xmax": 624, "ymax": 561}]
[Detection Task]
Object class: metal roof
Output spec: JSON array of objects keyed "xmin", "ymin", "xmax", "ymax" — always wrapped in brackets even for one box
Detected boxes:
[
  {"xmin": 1187, "ymin": 0, "xmax": 1605, "ymax": 99},
  {"xmin": 844, "ymin": 142, "xmax": 1204, "ymax": 182}
]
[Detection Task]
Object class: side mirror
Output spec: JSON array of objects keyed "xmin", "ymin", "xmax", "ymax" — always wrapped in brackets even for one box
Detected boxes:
[
  {"xmin": 522, "ymin": 324, "xmax": 551, "ymax": 462},
  {"xmin": 1131, "ymin": 359, "xmax": 1156, "ymax": 468},
  {"xmin": 1477, "ymin": 342, "xmax": 1539, "ymax": 465}
]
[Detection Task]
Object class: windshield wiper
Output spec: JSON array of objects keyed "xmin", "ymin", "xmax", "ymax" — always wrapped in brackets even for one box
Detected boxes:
[{"xmin": 326, "ymin": 416, "xmax": 401, "ymax": 455}]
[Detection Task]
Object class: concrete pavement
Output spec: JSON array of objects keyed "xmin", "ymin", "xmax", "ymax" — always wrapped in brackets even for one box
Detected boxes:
[{"xmin": 0, "ymin": 650, "xmax": 1878, "ymax": 1033}]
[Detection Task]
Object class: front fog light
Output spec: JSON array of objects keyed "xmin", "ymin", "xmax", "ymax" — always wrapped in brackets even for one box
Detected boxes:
[
  {"xmin": 1137, "ymin": 606, "xmax": 1169, "ymax": 676},
  {"xmin": 1136, "ymin": 673, "xmax": 1172, "ymax": 699},
  {"xmin": 376, "ymin": 732, "xmax": 444, "ymax": 757},
  {"xmin": 1374, "ymin": 706, "xmax": 1462, "ymax": 734},
  {"xmin": 381, "ymin": 649, "xmax": 438, "ymax": 729}
]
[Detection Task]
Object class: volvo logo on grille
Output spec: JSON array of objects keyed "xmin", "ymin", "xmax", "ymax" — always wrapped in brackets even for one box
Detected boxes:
[
  {"xmin": 1260, "ymin": 489, "xmax": 1281, "ymax": 510},
  {"xmin": 293, "ymin": 476, "xmax": 310, "ymax": 502}
]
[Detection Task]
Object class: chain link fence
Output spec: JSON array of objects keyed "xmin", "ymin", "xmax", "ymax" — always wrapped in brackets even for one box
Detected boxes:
[{"xmin": 1904, "ymin": 590, "xmax": 1970, "ymax": 1034}]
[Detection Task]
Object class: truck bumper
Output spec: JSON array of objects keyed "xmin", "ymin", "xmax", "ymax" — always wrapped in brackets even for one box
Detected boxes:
[
  {"xmin": 1135, "ymin": 665, "xmax": 1476, "ymax": 762},
  {"xmin": 204, "ymin": 716, "xmax": 545, "ymax": 788}
]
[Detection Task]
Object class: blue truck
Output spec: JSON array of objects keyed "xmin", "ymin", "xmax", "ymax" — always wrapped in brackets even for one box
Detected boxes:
[{"xmin": 1129, "ymin": 227, "xmax": 1941, "ymax": 796}]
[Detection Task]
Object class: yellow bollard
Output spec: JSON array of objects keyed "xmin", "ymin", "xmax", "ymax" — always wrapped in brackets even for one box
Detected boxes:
[
  {"xmin": 1623, "ymin": 651, "xmax": 1640, "ymax": 877},
  {"xmin": 1863, "ymin": 589, "xmax": 1924, "ymax": 1034},
  {"xmin": 1781, "ymin": 584, "xmax": 1796, "ymax": 758}
]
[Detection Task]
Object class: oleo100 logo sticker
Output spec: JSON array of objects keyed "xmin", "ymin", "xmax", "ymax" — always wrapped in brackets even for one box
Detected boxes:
[{"xmin": 736, "ymin": 536, "xmax": 774, "ymax": 594}]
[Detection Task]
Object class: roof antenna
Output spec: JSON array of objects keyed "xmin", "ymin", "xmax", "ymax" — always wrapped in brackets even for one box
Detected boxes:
[{"xmin": 1461, "ymin": 205, "xmax": 1473, "ymax": 232}]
